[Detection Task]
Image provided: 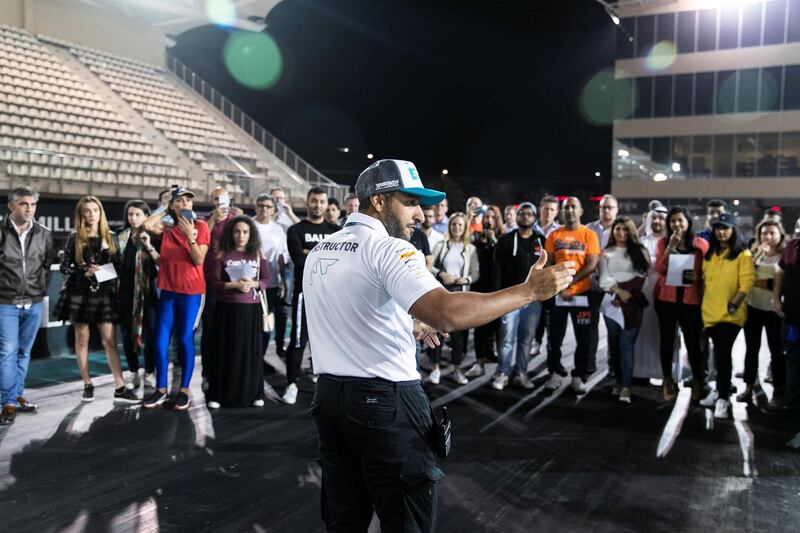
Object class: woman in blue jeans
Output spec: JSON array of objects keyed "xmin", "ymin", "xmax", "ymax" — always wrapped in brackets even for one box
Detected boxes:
[{"xmin": 599, "ymin": 217, "xmax": 650, "ymax": 403}]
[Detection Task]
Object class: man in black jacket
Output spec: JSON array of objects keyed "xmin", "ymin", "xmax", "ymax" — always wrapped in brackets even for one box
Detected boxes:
[
  {"xmin": 491, "ymin": 202, "xmax": 547, "ymax": 391},
  {"xmin": 0, "ymin": 187, "xmax": 55, "ymax": 424},
  {"xmin": 282, "ymin": 187, "xmax": 340, "ymax": 404}
]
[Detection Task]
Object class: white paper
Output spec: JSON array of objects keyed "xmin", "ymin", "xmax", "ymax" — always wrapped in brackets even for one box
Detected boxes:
[
  {"xmin": 600, "ymin": 293, "xmax": 624, "ymax": 327},
  {"xmin": 666, "ymin": 254, "xmax": 694, "ymax": 286},
  {"xmin": 225, "ymin": 263, "xmax": 257, "ymax": 281},
  {"xmin": 555, "ymin": 294, "xmax": 589, "ymax": 307},
  {"xmin": 94, "ymin": 263, "xmax": 118, "ymax": 283}
]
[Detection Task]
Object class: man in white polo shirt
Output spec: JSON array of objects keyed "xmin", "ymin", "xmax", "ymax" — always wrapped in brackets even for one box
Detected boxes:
[{"xmin": 303, "ymin": 159, "xmax": 575, "ymax": 532}]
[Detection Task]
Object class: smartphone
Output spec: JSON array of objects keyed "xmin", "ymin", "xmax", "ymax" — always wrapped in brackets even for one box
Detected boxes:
[
  {"xmin": 218, "ymin": 194, "xmax": 230, "ymax": 209},
  {"xmin": 179, "ymin": 209, "xmax": 194, "ymax": 221}
]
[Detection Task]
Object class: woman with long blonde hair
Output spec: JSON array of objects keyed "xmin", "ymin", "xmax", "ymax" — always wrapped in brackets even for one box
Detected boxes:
[
  {"xmin": 428, "ymin": 212, "xmax": 479, "ymax": 385},
  {"xmin": 55, "ymin": 196, "xmax": 139, "ymax": 403}
]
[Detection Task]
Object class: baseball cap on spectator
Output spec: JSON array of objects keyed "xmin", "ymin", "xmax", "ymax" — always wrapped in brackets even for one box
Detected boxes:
[
  {"xmin": 170, "ymin": 186, "xmax": 195, "ymax": 203},
  {"xmin": 517, "ymin": 202, "xmax": 537, "ymax": 216},
  {"xmin": 712, "ymin": 212, "xmax": 737, "ymax": 228},
  {"xmin": 355, "ymin": 159, "xmax": 445, "ymax": 206}
]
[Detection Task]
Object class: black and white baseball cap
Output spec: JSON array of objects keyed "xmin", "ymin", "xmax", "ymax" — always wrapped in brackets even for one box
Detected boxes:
[{"xmin": 355, "ymin": 159, "xmax": 445, "ymax": 206}]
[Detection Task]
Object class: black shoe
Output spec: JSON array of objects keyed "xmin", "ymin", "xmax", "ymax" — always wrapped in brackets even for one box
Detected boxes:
[
  {"xmin": 114, "ymin": 387, "xmax": 141, "ymax": 404},
  {"xmin": 0, "ymin": 405, "xmax": 16, "ymax": 425},
  {"xmin": 16, "ymin": 396, "xmax": 38, "ymax": 413},
  {"xmin": 82, "ymin": 384, "xmax": 94, "ymax": 403},
  {"xmin": 143, "ymin": 390, "xmax": 168, "ymax": 408},
  {"xmin": 173, "ymin": 391, "xmax": 190, "ymax": 411},
  {"xmin": 554, "ymin": 367, "xmax": 568, "ymax": 378}
]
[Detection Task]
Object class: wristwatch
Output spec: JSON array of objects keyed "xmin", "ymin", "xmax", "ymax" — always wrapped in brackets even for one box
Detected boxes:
[{"xmin": 188, "ymin": 240, "xmax": 197, "ymax": 246}]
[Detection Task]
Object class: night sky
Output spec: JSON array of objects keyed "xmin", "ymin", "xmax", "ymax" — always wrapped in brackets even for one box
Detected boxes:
[{"xmin": 170, "ymin": 0, "xmax": 616, "ymax": 207}]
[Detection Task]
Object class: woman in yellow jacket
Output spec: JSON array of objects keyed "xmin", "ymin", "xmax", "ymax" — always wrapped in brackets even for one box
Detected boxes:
[{"xmin": 700, "ymin": 213, "xmax": 755, "ymax": 419}]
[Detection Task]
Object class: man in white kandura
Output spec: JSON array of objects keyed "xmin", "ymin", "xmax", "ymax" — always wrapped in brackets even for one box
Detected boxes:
[{"xmin": 302, "ymin": 159, "xmax": 575, "ymax": 532}]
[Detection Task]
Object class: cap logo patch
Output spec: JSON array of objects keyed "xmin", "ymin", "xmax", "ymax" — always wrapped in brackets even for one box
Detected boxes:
[{"xmin": 375, "ymin": 179, "xmax": 400, "ymax": 190}]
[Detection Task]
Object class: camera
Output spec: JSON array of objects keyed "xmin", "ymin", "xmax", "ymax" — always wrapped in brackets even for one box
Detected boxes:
[{"xmin": 483, "ymin": 222, "xmax": 491, "ymax": 230}]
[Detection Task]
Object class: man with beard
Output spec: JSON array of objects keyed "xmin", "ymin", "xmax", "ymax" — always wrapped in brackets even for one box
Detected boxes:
[
  {"xmin": 544, "ymin": 197, "xmax": 600, "ymax": 394},
  {"xmin": 420, "ymin": 206, "xmax": 443, "ymax": 253},
  {"xmin": 491, "ymin": 202, "xmax": 547, "ymax": 390},
  {"xmin": 302, "ymin": 159, "xmax": 575, "ymax": 532},
  {"xmin": 281, "ymin": 188, "xmax": 340, "ymax": 404}
]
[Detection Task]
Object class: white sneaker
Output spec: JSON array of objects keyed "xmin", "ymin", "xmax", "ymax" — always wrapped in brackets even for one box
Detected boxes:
[
  {"xmin": 429, "ymin": 368, "xmax": 441, "ymax": 384},
  {"xmin": 144, "ymin": 373, "xmax": 156, "ymax": 388},
  {"xmin": 618, "ymin": 387, "xmax": 632, "ymax": 404},
  {"xmin": 530, "ymin": 341, "xmax": 541, "ymax": 356},
  {"xmin": 125, "ymin": 371, "xmax": 141, "ymax": 390},
  {"xmin": 252, "ymin": 399, "xmax": 265, "ymax": 407},
  {"xmin": 699, "ymin": 390, "xmax": 719, "ymax": 407},
  {"xmin": 464, "ymin": 363, "xmax": 485, "ymax": 378},
  {"xmin": 545, "ymin": 373, "xmax": 561, "ymax": 390},
  {"xmin": 714, "ymin": 398, "xmax": 730, "ymax": 419},
  {"xmin": 492, "ymin": 373, "xmax": 509, "ymax": 390},
  {"xmin": 282, "ymin": 383, "xmax": 298, "ymax": 405},
  {"xmin": 207, "ymin": 401, "xmax": 221, "ymax": 409},
  {"xmin": 512, "ymin": 373, "xmax": 535, "ymax": 390},
  {"xmin": 571, "ymin": 377, "xmax": 586, "ymax": 395},
  {"xmin": 453, "ymin": 370, "xmax": 469, "ymax": 385}
]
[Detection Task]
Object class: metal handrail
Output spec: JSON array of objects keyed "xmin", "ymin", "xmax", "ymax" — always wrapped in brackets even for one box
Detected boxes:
[{"xmin": 165, "ymin": 52, "xmax": 347, "ymax": 194}]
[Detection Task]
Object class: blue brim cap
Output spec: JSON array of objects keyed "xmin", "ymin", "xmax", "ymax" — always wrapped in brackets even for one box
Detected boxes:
[{"xmin": 356, "ymin": 159, "xmax": 446, "ymax": 207}]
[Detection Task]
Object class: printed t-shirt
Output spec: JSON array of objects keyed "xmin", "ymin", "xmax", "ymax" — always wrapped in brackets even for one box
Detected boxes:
[
  {"xmin": 545, "ymin": 225, "xmax": 600, "ymax": 296},
  {"xmin": 157, "ymin": 221, "xmax": 211, "ymax": 295}
]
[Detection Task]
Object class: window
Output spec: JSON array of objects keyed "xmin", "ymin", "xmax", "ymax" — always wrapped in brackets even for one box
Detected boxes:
[
  {"xmin": 698, "ymin": 9, "xmax": 719, "ymax": 51},
  {"xmin": 633, "ymin": 137, "xmax": 652, "ymax": 155},
  {"xmin": 636, "ymin": 15, "xmax": 656, "ymax": 57},
  {"xmin": 617, "ymin": 18, "xmax": 635, "ymax": 59},
  {"xmin": 735, "ymin": 133, "xmax": 758, "ymax": 177},
  {"xmin": 634, "ymin": 77, "xmax": 653, "ymax": 118},
  {"xmin": 779, "ymin": 131, "xmax": 800, "ymax": 176},
  {"xmin": 789, "ymin": 0, "xmax": 800, "ymax": 42},
  {"xmin": 654, "ymin": 75, "xmax": 673, "ymax": 117},
  {"xmin": 764, "ymin": 0, "xmax": 787, "ymax": 45},
  {"xmin": 718, "ymin": 5, "xmax": 740, "ymax": 49},
  {"xmin": 737, "ymin": 69, "xmax": 759, "ymax": 113},
  {"xmin": 740, "ymin": 2, "xmax": 763, "ymax": 47},
  {"xmin": 785, "ymin": 65, "xmax": 800, "ymax": 109},
  {"xmin": 756, "ymin": 132, "xmax": 779, "ymax": 177},
  {"xmin": 652, "ymin": 137, "xmax": 671, "ymax": 165},
  {"xmin": 674, "ymin": 73, "xmax": 694, "ymax": 116},
  {"xmin": 656, "ymin": 12, "xmax": 676, "ymax": 42},
  {"xmin": 672, "ymin": 137, "xmax": 691, "ymax": 176},
  {"xmin": 695, "ymin": 72, "xmax": 715, "ymax": 114},
  {"xmin": 677, "ymin": 11, "xmax": 697, "ymax": 53},
  {"xmin": 690, "ymin": 135, "xmax": 712, "ymax": 178},
  {"xmin": 716, "ymin": 70, "xmax": 737, "ymax": 114},
  {"xmin": 759, "ymin": 66, "xmax": 783, "ymax": 111},
  {"xmin": 713, "ymin": 134, "xmax": 734, "ymax": 178}
]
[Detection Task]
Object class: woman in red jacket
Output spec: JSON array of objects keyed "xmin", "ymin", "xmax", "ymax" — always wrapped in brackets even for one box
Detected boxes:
[{"xmin": 653, "ymin": 206, "xmax": 709, "ymax": 402}]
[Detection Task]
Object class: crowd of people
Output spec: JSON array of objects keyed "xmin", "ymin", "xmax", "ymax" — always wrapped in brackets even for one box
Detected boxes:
[{"xmin": 0, "ymin": 183, "xmax": 799, "ymax": 424}]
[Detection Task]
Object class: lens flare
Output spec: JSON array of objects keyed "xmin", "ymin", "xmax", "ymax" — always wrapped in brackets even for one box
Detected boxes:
[
  {"xmin": 204, "ymin": 0, "xmax": 236, "ymax": 27},
  {"xmin": 223, "ymin": 31, "xmax": 283, "ymax": 90},
  {"xmin": 645, "ymin": 41, "xmax": 677, "ymax": 71},
  {"xmin": 580, "ymin": 69, "xmax": 636, "ymax": 125}
]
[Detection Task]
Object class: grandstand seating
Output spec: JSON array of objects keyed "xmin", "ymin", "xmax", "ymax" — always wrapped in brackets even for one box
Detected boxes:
[{"xmin": 0, "ymin": 24, "xmax": 188, "ymax": 191}]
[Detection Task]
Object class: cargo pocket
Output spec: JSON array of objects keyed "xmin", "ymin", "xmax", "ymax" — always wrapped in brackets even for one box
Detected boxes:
[{"xmin": 400, "ymin": 467, "xmax": 444, "ymax": 531}]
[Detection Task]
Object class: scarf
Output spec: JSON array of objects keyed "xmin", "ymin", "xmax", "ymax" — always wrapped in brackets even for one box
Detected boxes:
[{"xmin": 121, "ymin": 228, "xmax": 150, "ymax": 353}]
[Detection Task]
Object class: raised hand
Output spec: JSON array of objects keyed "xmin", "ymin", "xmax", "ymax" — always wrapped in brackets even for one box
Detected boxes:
[{"xmin": 526, "ymin": 250, "xmax": 575, "ymax": 301}]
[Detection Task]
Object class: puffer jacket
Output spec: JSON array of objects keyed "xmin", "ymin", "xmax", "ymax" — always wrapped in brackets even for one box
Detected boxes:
[{"xmin": 0, "ymin": 216, "xmax": 55, "ymax": 305}]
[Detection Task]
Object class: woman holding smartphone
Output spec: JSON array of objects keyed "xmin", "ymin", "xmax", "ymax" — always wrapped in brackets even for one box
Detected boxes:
[
  {"xmin": 653, "ymin": 206, "xmax": 709, "ymax": 402},
  {"xmin": 141, "ymin": 187, "xmax": 210, "ymax": 410},
  {"xmin": 55, "ymin": 196, "xmax": 139, "ymax": 404}
]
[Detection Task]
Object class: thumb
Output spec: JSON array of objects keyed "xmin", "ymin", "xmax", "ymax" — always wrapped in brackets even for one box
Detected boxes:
[{"xmin": 533, "ymin": 249, "xmax": 547, "ymax": 270}]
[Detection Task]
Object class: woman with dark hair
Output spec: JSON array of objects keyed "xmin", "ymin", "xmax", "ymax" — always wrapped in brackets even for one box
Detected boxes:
[
  {"xmin": 55, "ymin": 196, "xmax": 139, "ymax": 404},
  {"xmin": 141, "ymin": 187, "xmax": 210, "ymax": 410},
  {"xmin": 118, "ymin": 199, "xmax": 159, "ymax": 389},
  {"xmin": 699, "ymin": 214, "xmax": 755, "ymax": 418},
  {"xmin": 598, "ymin": 217, "xmax": 649, "ymax": 403},
  {"xmin": 653, "ymin": 206, "xmax": 709, "ymax": 401},
  {"xmin": 465, "ymin": 205, "xmax": 504, "ymax": 378},
  {"xmin": 740, "ymin": 220, "xmax": 787, "ymax": 406},
  {"xmin": 206, "ymin": 216, "xmax": 269, "ymax": 408}
]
